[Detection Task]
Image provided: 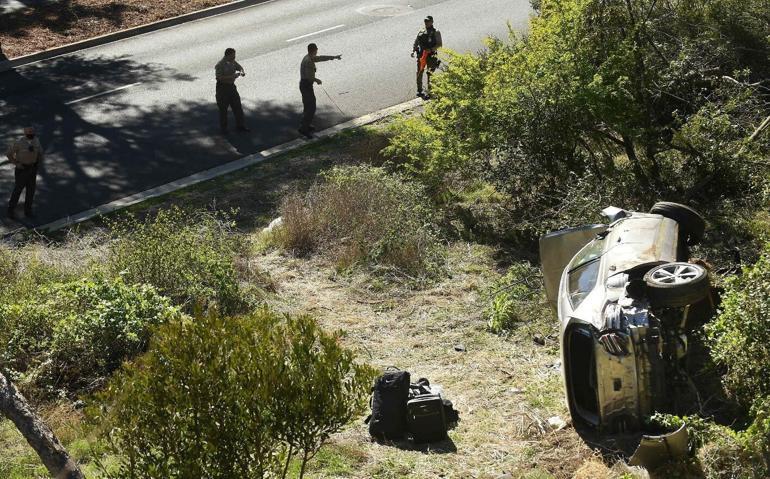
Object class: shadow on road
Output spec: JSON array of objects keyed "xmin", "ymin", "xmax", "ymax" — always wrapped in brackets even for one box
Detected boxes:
[{"xmin": 0, "ymin": 54, "xmax": 332, "ymax": 226}]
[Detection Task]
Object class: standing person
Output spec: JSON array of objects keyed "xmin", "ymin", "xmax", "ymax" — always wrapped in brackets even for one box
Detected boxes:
[
  {"xmin": 299, "ymin": 43, "xmax": 342, "ymax": 138},
  {"xmin": 412, "ymin": 15, "xmax": 443, "ymax": 99},
  {"xmin": 215, "ymin": 48, "xmax": 250, "ymax": 134},
  {"xmin": 6, "ymin": 126, "xmax": 43, "ymax": 219}
]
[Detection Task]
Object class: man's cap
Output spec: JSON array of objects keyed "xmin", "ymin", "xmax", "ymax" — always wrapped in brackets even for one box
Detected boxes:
[{"xmin": 424, "ymin": 15, "xmax": 433, "ymax": 22}]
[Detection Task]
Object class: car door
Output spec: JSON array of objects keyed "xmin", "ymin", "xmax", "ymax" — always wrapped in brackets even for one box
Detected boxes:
[{"xmin": 540, "ymin": 224, "xmax": 607, "ymax": 310}]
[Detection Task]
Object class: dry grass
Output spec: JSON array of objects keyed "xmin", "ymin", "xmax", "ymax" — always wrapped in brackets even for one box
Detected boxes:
[
  {"xmin": 0, "ymin": 0, "xmax": 234, "ymax": 59},
  {"xmin": 258, "ymin": 242, "xmax": 599, "ymax": 479}
]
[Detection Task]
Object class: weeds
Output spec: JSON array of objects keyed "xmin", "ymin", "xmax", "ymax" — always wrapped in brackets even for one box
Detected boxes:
[{"xmin": 274, "ymin": 166, "xmax": 444, "ymax": 280}]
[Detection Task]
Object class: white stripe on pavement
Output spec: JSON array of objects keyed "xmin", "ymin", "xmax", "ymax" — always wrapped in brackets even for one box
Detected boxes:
[
  {"xmin": 65, "ymin": 82, "xmax": 142, "ymax": 105},
  {"xmin": 285, "ymin": 24, "xmax": 345, "ymax": 42}
]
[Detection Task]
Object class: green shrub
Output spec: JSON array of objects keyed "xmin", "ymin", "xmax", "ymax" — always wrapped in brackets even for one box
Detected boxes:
[
  {"xmin": 648, "ymin": 410, "xmax": 769, "ymax": 478},
  {"xmin": 706, "ymin": 243, "xmax": 770, "ymax": 410},
  {"xmin": 0, "ymin": 276, "xmax": 178, "ymax": 395},
  {"xmin": 276, "ymin": 165, "xmax": 444, "ymax": 278},
  {"xmin": 93, "ymin": 308, "xmax": 374, "ymax": 479},
  {"xmin": 485, "ymin": 263, "xmax": 550, "ymax": 336},
  {"xmin": 107, "ymin": 207, "xmax": 256, "ymax": 315},
  {"xmin": 385, "ymin": 0, "xmax": 770, "ymax": 242}
]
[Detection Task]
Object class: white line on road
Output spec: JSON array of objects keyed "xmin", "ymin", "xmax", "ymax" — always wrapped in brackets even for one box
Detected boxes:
[
  {"xmin": 65, "ymin": 82, "xmax": 142, "ymax": 105},
  {"xmin": 286, "ymin": 24, "xmax": 345, "ymax": 42}
]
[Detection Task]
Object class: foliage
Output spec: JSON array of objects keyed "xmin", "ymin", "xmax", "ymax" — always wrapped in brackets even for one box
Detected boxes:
[
  {"xmin": 0, "ymin": 276, "xmax": 178, "ymax": 396},
  {"xmin": 107, "ymin": 207, "xmax": 256, "ymax": 315},
  {"xmin": 648, "ymin": 412, "xmax": 769, "ymax": 478},
  {"xmin": 271, "ymin": 314, "xmax": 376, "ymax": 478},
  {"xmin": 706, "ymin": 242, "xmax": 770, "ymax": 410},
  {"xmin": 276, "ymin": 165, "xmax": 444, "ymax": 278},
  {"xmin": 93, "ymin": 308, "xmax": 374, "ymax": 479},
  {"xmin": 485, "ymin": 262, "xmax": 548, "ymax": 334},
  {"xmin": 0, "ymin": 245, "xmax": 78, "ymax": 306},
  {"xmin": 386, "ymin": 0, "xmax": 770, "ymax": 241}
]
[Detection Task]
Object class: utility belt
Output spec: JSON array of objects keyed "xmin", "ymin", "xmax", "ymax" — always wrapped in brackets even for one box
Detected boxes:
[
  {"xmin": 216, "ymin": 81, "xmax": 237, "ymax": 88},
  {"xmin": 299, "ymin": 78, "xmax": 314, "ymax": 87},
  {"xmin": 16, "ymin": 162, "xmax": 38, "ymax": 170}
]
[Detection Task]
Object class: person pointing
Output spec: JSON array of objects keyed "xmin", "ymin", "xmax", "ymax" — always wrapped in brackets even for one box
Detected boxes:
[{"xmin": 298, "ymin": 43, "xmax": 342, "ymax": 138}]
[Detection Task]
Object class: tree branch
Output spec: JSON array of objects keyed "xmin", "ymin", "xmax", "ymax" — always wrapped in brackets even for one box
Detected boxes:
[{"xmin": 0, "ymin": 372, "xmax": 84, "ymax": 479}]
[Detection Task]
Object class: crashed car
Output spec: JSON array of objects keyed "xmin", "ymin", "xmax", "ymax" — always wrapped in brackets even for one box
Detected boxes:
[{"xmin": 540, "ymin": 202, "xmax": 713, "ymax": 436}]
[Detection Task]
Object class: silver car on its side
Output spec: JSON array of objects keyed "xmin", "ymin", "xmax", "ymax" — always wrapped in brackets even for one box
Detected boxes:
[{"xmin": 540, "ymin": 202, "xmax": 712, "ymax": 434}]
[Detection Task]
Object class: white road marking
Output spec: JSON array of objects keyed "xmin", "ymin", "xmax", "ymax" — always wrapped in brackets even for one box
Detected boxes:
[
  {"xmin": 65, "ymin": 82, "xmax": 142, "ymax": 105},
  {"xmin": 286, "ymin": 24, "xmax": 345, "ymax": 42}
]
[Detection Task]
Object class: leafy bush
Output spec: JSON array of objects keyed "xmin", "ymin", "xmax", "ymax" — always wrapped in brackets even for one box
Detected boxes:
[
  {"xmin": 0, "ymin": 276, "xmax": 178, "ymax": 395},
  {"xmin": 107, "ymin": 207, "xmax": 257, "ymax": 315},
  {"xmin": 706, "ymin": 242, "xmax": 770, "ymax": 410},
  {"xmin": 649, "ymin": 409, "xmax": 769, "ymax": 478},
  {"xmin": 93, "ymin": 308, "xmax": 374, "ymax": 479},
  {"xmin": 276, "ymin": 165, "xmax": 444, "ymax": 278},
  {"xmin": 385, "ymin": 0, "xmax": 770, "ymax": 241}
]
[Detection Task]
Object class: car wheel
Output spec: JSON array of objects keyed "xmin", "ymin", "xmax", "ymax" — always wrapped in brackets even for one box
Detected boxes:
[
  {"xmin": 649, "ymin": 202, "xmax": 705, "ymax": 245},
  {"xmin": 644, "ymin": 262, "xmax": 710, "ymax": 308}
]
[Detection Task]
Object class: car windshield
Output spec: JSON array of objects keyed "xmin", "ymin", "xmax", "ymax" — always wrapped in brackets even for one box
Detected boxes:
[
  {"xmin": 567, "ymin": 239, "xmax": 605, "ymax": 308},
  {"xmin": 568, "ymin": 237, "xmax": 605, "ymax": 271}
]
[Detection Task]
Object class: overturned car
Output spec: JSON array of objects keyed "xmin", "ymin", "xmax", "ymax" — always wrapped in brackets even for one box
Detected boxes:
[{"xmin": 540, "ymin": 202, "xmax": 714, "ymax": 435}]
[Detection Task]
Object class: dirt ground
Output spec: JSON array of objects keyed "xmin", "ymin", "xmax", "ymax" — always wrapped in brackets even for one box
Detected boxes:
[
  {"xmin": 0, "ymin": 0, "xmax": 233, "ymax": 58},
  {"xmin": 257, "ymin": 244, "xmax": 596, "ymax": 479}
]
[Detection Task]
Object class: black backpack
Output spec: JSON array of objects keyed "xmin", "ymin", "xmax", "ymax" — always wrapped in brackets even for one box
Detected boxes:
[
  {"xmin": 366, "ymin": 369, "xmax": 411, "ymax": 441},
  {"xmin": 367, "ymin": 371, "xmax": 460, "ymax": 443}
]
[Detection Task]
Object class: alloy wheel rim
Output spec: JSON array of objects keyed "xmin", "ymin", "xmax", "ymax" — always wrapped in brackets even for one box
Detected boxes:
[{"xmin": 650, "ymin": 264, "xmax": 702, "ymax": 285}]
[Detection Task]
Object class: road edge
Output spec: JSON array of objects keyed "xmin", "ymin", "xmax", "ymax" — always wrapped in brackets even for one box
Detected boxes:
[
  {"xmin": 0, "ymin": 0, "xmax": 275, "ymax": 73},
  {"xmin": 28, "ymin": 98, "xmax": 422, "ymax": 235}
]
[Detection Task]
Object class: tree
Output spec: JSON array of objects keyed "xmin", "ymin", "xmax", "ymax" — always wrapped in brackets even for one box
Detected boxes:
[{"xmin": 0, "ymin": 371, "xmax": 84, "ymax": 479}]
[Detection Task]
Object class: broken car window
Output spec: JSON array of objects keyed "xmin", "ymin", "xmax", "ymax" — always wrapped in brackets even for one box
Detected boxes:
[{"xmin": 566, "ymin": 238, "xmax": 605, "ymax": 308}]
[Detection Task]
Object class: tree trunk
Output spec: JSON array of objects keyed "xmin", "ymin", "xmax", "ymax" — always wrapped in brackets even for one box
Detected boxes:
[{"xmin": 0, "ymin": 372, "xmax": 84, "ymax": 479}]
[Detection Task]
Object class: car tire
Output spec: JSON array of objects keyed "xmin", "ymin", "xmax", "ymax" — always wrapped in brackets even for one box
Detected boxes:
[
  {"xmin": 649, "ymin": 202, "xmax": 705, "ymax": 245},
  {"xmin": 644, "ymin": 262, "xmax": 710, "ymax": 308}
]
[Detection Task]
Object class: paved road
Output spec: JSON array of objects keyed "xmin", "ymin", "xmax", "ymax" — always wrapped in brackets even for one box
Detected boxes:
[{"xmin": 0, "ymin": 0, "xmax": 531, "ymax": 229}]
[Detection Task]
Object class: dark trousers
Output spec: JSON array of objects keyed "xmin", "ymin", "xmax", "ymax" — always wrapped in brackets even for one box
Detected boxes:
[
  {"xmin": 8, "ymin": 165, "xmax": 37, "ymax": 213},
  {"xmin": 216, "ymin": 82, "xmax": 245, "ymax": 130},
  {"xmin": 416, "ymin": 52, "xmax": 437, "ymax": 93},
  {"xmin": 299, "ymin": 79, "xmax": 316, "ymax": 131}
]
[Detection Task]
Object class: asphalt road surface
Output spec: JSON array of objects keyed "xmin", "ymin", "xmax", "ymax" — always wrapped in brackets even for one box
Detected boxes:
[{"xmin": 0, "ymin": 0, "xmax": 531, "ymax": 228}]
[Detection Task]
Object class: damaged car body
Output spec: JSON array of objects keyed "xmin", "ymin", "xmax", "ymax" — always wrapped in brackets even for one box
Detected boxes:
[{"xmin": 540, "ymin": 202, "xmax": 714, "ymax": 443}]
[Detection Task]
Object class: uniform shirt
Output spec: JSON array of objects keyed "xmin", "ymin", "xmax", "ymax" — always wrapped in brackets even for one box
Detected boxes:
[
  {"xmin": 215, "ymin": 57, "xmax": 244, "ymax": 84},
  {"xmin": 6, "ymin": 137, "xmax": 43, "ymax": 167},
  {"xmin": 300, "ymin": 54, "xmax": 337, "ymax": 82},
  {"xmin": 413, "ymin": 28, "xmax": 443, "ymax": 53}
]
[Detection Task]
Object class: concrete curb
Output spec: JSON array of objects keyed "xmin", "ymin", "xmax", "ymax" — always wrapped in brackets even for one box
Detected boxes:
[
  {"xmin": 30, "ymin": 98, "xmax": 422, "ymax": 234},
  {"xmin": 0, "ymin": 0, "xmax": 275, "ymax": 73}
]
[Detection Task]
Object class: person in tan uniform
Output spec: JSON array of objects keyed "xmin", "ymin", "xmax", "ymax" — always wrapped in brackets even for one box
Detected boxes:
[
  {"xmin": 6, "ymin": 127, "xmax": 44, "ymax": 219},
  {"xmin": 298, "ymin": 43, "xmax": 342, "ymax": 138},
  {"xmin": 215, "ymin": 48, "xmax": 250, "ymax": 134}
]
